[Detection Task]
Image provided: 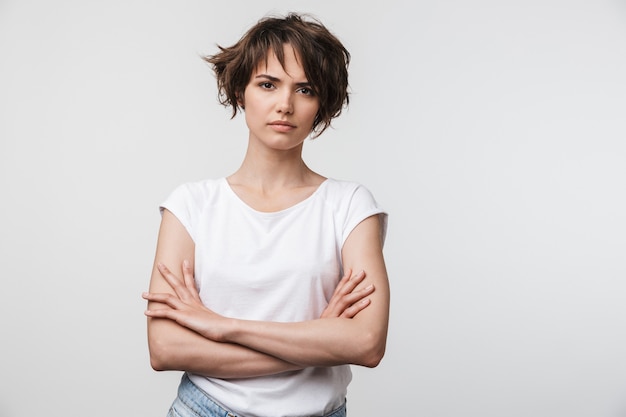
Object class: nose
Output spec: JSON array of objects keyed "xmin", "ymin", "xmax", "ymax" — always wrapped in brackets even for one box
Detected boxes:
[{"xmin": 276, "ymin": 90, "xmax": 294, "ymax": 114}]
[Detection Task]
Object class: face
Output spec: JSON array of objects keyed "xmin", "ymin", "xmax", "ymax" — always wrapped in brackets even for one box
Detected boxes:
[{"xmin": 241, "ymin": 44, "xmax": 320, "ymax": 152}]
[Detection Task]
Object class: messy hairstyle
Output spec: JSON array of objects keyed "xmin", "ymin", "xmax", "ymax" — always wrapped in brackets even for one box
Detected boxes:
[{"xmin": 203, "ymin": 13, "xmax": 350, "ymax": 137}]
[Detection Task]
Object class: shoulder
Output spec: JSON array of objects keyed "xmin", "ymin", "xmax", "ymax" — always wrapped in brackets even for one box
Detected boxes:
[
  {"xmin": 169, "ymin": 177, "xmax": 223, "ymax": 197},
  {"xmin": 319, "ymin": 178, "xmax": 381, "ymax": 208},
  {"xmin": 320, "ymin": 178, "xmax": 366, "ymax": 197},
  {"xmin": 159, "ymin": 178, "xmax": 226, "ymax": 241},
  {"xmin": 160, "ymin": 177, "xmax": 226, "ymax": 219},
  {"xmin": 320, "ymin": 178, "xmax": 388, "ymax": 245},
  {"xmin": 163, "ymin": 178, "xmax": 225, "ymax": 207}
]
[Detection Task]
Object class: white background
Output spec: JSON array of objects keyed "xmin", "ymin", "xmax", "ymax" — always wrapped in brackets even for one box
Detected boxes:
[{"xmin": 1, "ymin": 1, "xmax": 626, "ymax": 416}]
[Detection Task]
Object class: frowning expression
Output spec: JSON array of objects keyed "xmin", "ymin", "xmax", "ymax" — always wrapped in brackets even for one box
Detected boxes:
[{"xmin": 241, "ymin": 44, "xmax": 320, "ymax": 152}]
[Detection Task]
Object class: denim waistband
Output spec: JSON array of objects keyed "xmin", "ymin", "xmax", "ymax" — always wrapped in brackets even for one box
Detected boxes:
[{"xmin": 168, "ymin": 373, "xmax": 346, "ymax": 417}]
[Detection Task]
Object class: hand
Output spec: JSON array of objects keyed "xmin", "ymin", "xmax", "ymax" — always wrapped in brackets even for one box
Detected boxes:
[
  {"xmin": 320, "ymin": 269, "xmax": 374, "ymax": 319},
  {"xmin": 143, "ymin": 261, "xmax": 229, "ymax": 342}
]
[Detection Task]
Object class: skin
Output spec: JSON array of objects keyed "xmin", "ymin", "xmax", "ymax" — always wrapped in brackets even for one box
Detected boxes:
[{"xmin": 144, "ymin": 44, "xmax": 390, "ymax": 376}]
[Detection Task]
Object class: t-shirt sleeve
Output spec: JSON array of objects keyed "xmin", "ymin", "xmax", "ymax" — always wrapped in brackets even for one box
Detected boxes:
[
  {"xmin": 342, "ymin": 184, "xmax": 388, "ymax": 247},
  {"xmin": 159, "ymin": 182, "xmax": 198, "ymax": 242}
]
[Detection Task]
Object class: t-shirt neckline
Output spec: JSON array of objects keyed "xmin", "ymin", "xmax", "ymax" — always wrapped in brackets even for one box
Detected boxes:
[{"xmin": 221, "ymin": 177, "xmax": 330, "ymax": 216}]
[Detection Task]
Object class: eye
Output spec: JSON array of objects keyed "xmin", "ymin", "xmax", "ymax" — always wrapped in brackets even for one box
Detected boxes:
[
  {"xmin": 298, "ymin": 86, "xmax": 316, "ymax": 96},
  {"xmin": 259, "ymin": 82, "xmax": 275, "ymax": 89}
]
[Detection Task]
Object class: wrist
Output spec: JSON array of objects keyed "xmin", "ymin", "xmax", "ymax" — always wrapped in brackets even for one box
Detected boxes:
[{"xmin": 221, "ymin": 317, "xmax": 241, "ymax": 343}]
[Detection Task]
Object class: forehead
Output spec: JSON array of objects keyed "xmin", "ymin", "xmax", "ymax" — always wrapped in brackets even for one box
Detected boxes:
[{"xmin": 252, "ymin": 44, "xmax": 306, "ymax": 79}]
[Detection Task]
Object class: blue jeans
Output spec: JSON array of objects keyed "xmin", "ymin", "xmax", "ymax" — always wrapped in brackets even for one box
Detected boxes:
[{"xmin": 167, "ymin": 373, "xmax": 347, "ymax": 417}]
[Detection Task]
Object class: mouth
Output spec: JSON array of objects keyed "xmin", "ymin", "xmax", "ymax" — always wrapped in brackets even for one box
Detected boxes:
[
  {"xmin": 268, "ymin": 121, "xmax": 296, "ymax": 132},
  {"xmin": 269, "ymin": 120, "xmax": 296, "ymax": 127}
]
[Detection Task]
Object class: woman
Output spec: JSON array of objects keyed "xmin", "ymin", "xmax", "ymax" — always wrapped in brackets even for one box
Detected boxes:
[{"xmin": 143, "ymin": 12, "xmax": 390, "ymax": 417}]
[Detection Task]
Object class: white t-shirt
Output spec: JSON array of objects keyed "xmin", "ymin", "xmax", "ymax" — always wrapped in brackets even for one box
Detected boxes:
[{"xmin": 161, "ymin": 177, "xmax": 388, "ymax": 417}]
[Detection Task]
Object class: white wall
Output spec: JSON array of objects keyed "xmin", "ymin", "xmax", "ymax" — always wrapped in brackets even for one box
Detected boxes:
[{"xmin": 1, "ymin": 1, "xmax": 625, "ymax": 416}]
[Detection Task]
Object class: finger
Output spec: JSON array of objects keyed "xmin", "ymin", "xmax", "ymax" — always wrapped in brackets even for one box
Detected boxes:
[
  {"xmin": 324, "ymin": 269, "xmax": 352, "ymax": 310},
  {"xmin": 328, "ymin": 268, "xmax": 351, "ymax": 300},
  {"xmin": 323, "ymin": 283, "xmax": 375, "ymax": 319},
  {"xmin": 338, "ymin": 268, "xmax": 353, "ymax": 287},
  {"xmin": 346, "ymin": 270, "xmax": 366, "ymax": 289},
  {"xmin": 142, "ymin": 291, "xmax": 185, "ymax": 309},
  {"xmin": 330, "ymin": 270, "xmax": 366, "ymax": 304},
  {"xmin": 144, "ymin": 307, "xmax": 181, "ymax": 321},
  {"xmin": 158, "ymin": 263, "xmax": 194, "ymax": 301},
  {"xmin": 183, "ymin": 259, "xmax": 197, "ymax": 291},
  {"xmin": 158, "ymin": 263, "xmax": 183, "ymax": 288},
  {"xmin": 183, "ymin": 260, "xmax": 202, "ymax": 304},
  {"xmin": 340, "ymin": 298, "xmax": 371, "ymax": 318},
  {"xmin": 144, "ymin": 308, "xmax": 213, "ymax": 340},
  {"xmin": 337, "ymin": 283, "xmax": 375, "ymax": 311},
  {"xmin": 321, "ymin": 270, "xmax": 370, "ymax": 319},
  {"xmin": 335, "ymin": 270, "xmax": 366, "ymax": 298}
]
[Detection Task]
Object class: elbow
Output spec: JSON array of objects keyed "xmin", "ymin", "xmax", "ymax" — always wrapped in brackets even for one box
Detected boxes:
[
  {"xmin": 355, "ymin": 331, "xmax": 387, "ymax": 368},
  {"xmin": 148, "ymin": 340, "xmax": 169, "ymax": 371},
  {"xmin": 150, "ymin": 359, "xmax": 165, "ymax": 372},
  {"xmin": 147, "ymin": 318, "xmax": 187, "ymax": 372},
  {"xmin": 361, "ymin": 345, "xmax": 386, "ymax": 368},
  {"xmin": 148, "ymin": 332, "xmax": 177, "ymax": 372},
  {"xmin": 149, "ymin": 352, "xmax": 167, "ymax": 372}
]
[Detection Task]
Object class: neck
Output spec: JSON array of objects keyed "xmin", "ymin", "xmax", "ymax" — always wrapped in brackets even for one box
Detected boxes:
[{"xmin": 228, "ymin": 141, "xmax": 316, "ymax": 191}]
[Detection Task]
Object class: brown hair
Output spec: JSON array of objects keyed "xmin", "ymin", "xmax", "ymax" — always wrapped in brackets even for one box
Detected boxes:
[{"xmin": 204, "ymin": 13, "xmax": 350, "ymax": 137}]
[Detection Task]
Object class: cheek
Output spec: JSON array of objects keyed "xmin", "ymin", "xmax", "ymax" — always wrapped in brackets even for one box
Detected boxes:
[
  {"xmin": 243, "ymin": 99, "xmax": 264, "ymax": 119},
  {"xmin": 304, "ymin": 103, "xmax": 320, "ymax": 121},
  {"xmin": 309, "ymin": 99, "xmax": 321, "ymax": 115}
]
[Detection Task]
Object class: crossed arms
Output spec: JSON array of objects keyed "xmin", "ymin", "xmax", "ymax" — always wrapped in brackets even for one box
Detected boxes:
[{"xmin": 144, "ymin": 209, "xmax": 390, "ymax": 379}]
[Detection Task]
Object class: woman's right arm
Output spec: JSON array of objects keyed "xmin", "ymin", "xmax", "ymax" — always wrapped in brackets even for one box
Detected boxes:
[{"xmin": 147, "ymin": 209, "xmax": 301, "ymax": 378}]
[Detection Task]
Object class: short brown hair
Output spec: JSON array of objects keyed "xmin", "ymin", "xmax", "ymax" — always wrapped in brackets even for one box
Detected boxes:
[{"xmin": 204, "ymin": 13, "xmax": 350, "ymax": 137}]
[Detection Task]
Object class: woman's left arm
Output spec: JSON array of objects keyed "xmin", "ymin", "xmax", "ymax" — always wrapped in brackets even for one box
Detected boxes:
[{"xmin": 145, "ymin": 214, "xmax": 390, "ymax": 368}]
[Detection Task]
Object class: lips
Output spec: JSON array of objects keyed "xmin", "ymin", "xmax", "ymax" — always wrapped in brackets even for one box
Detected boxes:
[
  {"xmin": 268, "ymin": 121, "xmax": 296, "ymax": 132},
  {"xmin": 269, "ymin": 121, "xmax": 295, "ymax": 128}
]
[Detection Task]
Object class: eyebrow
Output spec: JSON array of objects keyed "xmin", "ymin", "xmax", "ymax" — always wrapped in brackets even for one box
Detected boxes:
[{"xmin": 254, "ymin": 74, "xmax": 311, "ymax": 88}]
